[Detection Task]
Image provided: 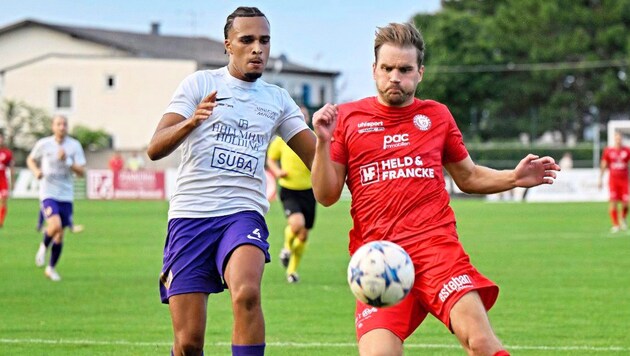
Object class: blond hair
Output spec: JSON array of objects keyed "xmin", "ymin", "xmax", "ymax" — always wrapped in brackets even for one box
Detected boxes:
[{"xmin": 374, "ymin": 23, "xmax": 425, "ymax": 67}]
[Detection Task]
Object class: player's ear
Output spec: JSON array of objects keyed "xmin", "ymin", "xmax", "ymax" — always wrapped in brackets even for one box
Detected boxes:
[{"xmin": 224, "ymin": 39, "xmax": 232, "ymax": 55}]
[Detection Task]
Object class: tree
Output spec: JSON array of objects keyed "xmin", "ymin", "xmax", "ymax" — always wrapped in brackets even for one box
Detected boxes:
[
  {"xmin": 0, "ymin": 99, "xmax": 52, "ymax": 165},
  {"xmin": 414, "ymin": 0, "xmax": 630, "ymax": 143},
  {"xmin": 71, "ymin": 125, "xmax": 112, "ymax": 152}
]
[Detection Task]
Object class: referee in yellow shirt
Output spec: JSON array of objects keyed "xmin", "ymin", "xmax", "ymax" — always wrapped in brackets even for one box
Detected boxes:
[{"xmin": 266, "ymin": 106, "xmax": 316, "ymax": 283}]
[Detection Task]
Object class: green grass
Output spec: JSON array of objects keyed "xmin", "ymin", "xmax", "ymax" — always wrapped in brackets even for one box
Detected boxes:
[{"xmin": 0, "ymin": 199, "xmax": 629, "ymax": 355}]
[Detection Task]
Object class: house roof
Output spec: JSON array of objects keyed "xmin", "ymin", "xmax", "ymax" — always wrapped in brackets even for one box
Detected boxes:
[{"xmin": 0, "ymin": 19, "xmax": 339, "ymax": 77}]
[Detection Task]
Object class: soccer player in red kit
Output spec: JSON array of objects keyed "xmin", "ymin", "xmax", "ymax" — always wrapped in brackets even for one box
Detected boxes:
[
  {"xmin": 311, "ymin": 23, "xmax": 560, "ymax": 356},
  {"xmin": 598, "ymin": 131, "xmax": 630, "ymax": 233},
  {"xmin": 0, "ymin": 133, "xmax": 14, "ymax": 228}
]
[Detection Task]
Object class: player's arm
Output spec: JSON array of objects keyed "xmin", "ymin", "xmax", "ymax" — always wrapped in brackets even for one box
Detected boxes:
[
  {"xmin": 266, "ymin": 143, "xmax": 286, "ymax": 178},
  {"xmin": 311, "ymin": 104, "xmax": 346, "ymax": 206},
  {"xmin": 70, "ymin": 161, "xmax": 85, "ymax": 177},
  {"xmin": 147, "ymin": 91, "xmax": 217, "ymax": 161},
  {"xmin": 444, "ymin": 154, "xmax": 560, "ymax": 194},
  {"xmin": 286, "ymin": 129, "xmax": 316, "ymax": 170},
  {"xmin": 598, "ymin": 158, "xmax": 608, "ymax": 189},
  {"xmin": 26, "ymin": 154, "xmax": 42, "ymax": 179}
]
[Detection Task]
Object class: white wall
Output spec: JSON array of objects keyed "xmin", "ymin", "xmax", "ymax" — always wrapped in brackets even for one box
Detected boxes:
[{"xmin": 4, "ymin": 55, "xmax": 196, "ymax": 149}]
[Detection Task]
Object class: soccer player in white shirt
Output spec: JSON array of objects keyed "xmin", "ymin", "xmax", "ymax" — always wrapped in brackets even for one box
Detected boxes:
[
  {"xmin": 147, "ymin": 7, "xmax": 316, "ymax": 356},
  {"xmin": 28, "ymin": 115, "xmax": 86, "ymax": 282}
]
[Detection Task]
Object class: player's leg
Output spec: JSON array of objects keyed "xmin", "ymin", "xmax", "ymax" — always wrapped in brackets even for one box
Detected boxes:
[
  {"xmin": 450, "ymin": 291, "xmax": 507, "ymax": 356},
  {"xmin": 286, "ymin": 212, "xmax": 307, "ymax": 281},
  {"xmin": 224, "ymin": 244, "xmax": 266, "ymax": 353},
  {"xmin": 0, "ymin": 196, "xmax": 8, "ymax": 228},
  {"xmin": 169, "ymin": 293, "xmax": 208, "ymax": 355},
  {"xmin": 358, "ymin": 329, "xmax": 403, "ymax": 356}
]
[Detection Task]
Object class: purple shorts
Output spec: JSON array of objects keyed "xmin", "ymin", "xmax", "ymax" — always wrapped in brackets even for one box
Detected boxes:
[
  {"xmin": 159, "ymin": 210, "xmax": 270, "ymax": 303},
  {"xmin": 41, "ymin": 199, "xmax": 74, "ymax": 228}
]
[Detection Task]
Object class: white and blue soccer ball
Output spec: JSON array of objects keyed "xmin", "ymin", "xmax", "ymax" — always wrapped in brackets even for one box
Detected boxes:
[{"xmin": 347, "ymin": 241, "xmax": 415, "ymax": 307}]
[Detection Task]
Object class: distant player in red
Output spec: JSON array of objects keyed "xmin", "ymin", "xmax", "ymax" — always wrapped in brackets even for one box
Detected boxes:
[
  {"xmin": 598, "ymin": 131, "xmax": 630, "ymax": 233},
  {"xmin": 311, "ymin": 23, "xmax": 560, "ymax": 356},
  {"xmin": 0, "ymin": 132, "xmax": 14, "ymax": 228}
]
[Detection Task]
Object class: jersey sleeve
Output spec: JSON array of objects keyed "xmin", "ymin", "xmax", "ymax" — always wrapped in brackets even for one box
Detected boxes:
[
  {"xmin": 72, "ymin": 140, "xmax": 87, "ymax": 166},
  {"xmin": 442, "ymin": 108, "xmax": 469, "ymax": 164},
  {"xmin": 164, "ymin": 71, "xmax": 205, "ymax": 120},
  {"xmin": 28, "ymin": 139, "xmax": 44, "ymax": 160},
  {"xmin": 275, "ymin": 89, "xmax": 308, "ymax": 143}
]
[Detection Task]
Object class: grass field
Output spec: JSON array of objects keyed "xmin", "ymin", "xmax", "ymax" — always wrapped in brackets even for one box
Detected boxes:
[{"xmin": 1, "ymin": 198, "xmax": 629, "ymax": 355}]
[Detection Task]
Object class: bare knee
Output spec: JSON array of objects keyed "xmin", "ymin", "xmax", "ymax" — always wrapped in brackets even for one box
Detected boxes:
[
  {"xmin": 463, "ymin": 333, "xmax": 500, "ymax": 356},
  {"xmin": 231, "ymin": 283, "xmax": 261, "ymax": 312},
  {"xmin": 173, "ymin": 333, "xmax": 204, "ymax": 356}
]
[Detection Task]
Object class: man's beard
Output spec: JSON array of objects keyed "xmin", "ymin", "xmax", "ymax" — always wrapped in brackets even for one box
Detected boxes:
[{"xmin": 244, "ymin": 72, "xmax": 263, "ymax": 81}]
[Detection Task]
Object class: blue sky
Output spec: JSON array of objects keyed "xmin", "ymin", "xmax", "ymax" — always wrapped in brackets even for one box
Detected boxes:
[{"xmin": 0, "ymin": 0, "xmax": 441, "ymax": 102}]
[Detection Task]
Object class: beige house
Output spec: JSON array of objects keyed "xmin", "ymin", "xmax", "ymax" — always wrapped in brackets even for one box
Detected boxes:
[{"xmin": 0, "ymin": 19, "xmax": 339, "ymax": 153}]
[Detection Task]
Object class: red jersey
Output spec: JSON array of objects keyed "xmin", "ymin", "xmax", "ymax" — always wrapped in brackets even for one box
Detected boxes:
[
  {"xmin": 330, "ymin": 97, "xmax": 469, "ymax": 254},
  {"xmin": 602, "ymin": 146, "xmax": 630, "ymax": 182},
  {"xmin": 0, "ymin": 147, "xmax": 13, "ymax": 178}
]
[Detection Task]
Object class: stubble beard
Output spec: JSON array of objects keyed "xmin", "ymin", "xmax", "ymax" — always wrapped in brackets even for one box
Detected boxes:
[{"xmin": 244, "ymin": 72, "xmax": 263, "ymax": 81}]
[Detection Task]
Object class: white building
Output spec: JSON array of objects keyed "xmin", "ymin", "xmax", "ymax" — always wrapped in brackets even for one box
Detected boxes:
[{"xmin": 0, "ymin": 19, "xmax": 339, "ymax": 151}]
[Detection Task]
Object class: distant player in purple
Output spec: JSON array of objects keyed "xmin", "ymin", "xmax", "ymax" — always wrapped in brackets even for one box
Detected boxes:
[
  {"xmin": 27, "ymin": 115, "xmax": 86, "ymax": 282},
  {"xmin": 147, "ymin": 7, "xmax": 316, "ymax": 356}
]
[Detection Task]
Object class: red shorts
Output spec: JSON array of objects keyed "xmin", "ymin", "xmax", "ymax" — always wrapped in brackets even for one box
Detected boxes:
[
  {"xmin": 354, "ymin": 232, "xmax": 499, "ymax": 341},
  {"xmin": 0, "ymin": 177, "xmax": 8, "ymax": 199},
  {"xmin": 608, "ymin": 179, "xmax": 629, "ymax": 202}
]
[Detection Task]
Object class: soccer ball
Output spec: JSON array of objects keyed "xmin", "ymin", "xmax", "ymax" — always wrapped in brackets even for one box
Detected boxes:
[{"xmin": 347, "ymin": 241, "xmax": 415, "ymax": 307}]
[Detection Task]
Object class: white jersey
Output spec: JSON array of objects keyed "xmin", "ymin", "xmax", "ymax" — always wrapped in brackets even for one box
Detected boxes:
[
  {"xmin": 29, "ymin": 135, "xmax": 86, "ymax": 202},
  {"xmin": 165, "ymin": 67, "xmax": 308, "ymax": 219}
]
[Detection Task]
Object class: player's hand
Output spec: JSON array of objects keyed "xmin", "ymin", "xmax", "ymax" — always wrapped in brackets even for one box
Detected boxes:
[
  {"xmin": 514, "ymin": 154, "xmax": 561, "ymax": 187},
  {"xmin": 57, "ymin": 147, "xmax": 66, "ymax": 161},
  {"xmin": 191, "ymin": 91, "xmax": 218, "ymax": 127},
  {"xmin": 313, "ymin": 103, "xmax": 338, "ymax": 143},
  {"xmin": 35, "ymin": 170, "xmax": 43, "ymax": 179}
]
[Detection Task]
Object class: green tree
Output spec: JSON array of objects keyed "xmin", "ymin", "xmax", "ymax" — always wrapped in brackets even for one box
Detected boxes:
[
  {"xmin": 71, "ymin": 125, "xmax": 111, "ymax": 152},
  {"xmin": 0, "ymin": 99, "xmax": 52, "ymax": 165},
  {"xmin": 415, "ymin": 0, "xmax": 630, "ymax": 143}
]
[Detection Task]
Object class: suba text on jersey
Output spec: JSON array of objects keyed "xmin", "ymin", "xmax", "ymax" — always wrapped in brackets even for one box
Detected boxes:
[
  {"xmin": 211, "ymin": 147, "xmax": 258, "ymax": 177},
  {"xmin": 360, "ymin": 155, "xmax": 435, "ymax": 185}
]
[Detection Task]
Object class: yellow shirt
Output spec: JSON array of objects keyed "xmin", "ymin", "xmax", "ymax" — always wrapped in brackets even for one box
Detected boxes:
[{"xmin": 267, "ymin": 136, "xmax": 311, "ymax": 190}]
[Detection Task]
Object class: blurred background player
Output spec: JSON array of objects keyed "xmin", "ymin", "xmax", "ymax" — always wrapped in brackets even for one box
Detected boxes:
[
  {"xmin": 0, "ymin": 132, "xmax": 14, "ymax": 228},
  {"xmin": 146, "ymin": 7, "xmax": 315, "ymax": 355},
  {"xmin": 598, "ymin": 131, "xmax": 630, "ymax": 233},
  {"xmin": 266, "ymin": 105, "xmax": 317, "ymax": 283},
  {"xmin": 28, "ymin": 115, "xmax": 86, "ymax": 281},
  {"xmin": 311, "ymin": 22, "xmax": 560, "ymax": 356}
]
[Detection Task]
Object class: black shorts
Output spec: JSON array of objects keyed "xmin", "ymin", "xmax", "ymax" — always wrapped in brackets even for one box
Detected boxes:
[{"xmin": 279, "ymin": 187, "xmax": 316, "ymax": 229}]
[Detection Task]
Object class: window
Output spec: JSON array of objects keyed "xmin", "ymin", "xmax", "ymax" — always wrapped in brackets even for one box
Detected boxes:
[
  {"xmin": 320, "ymin": 85, "xmax": 326, "ymax": 105},
  {"xmin": 56, "ymin": 88, "xmax": 72, "ymax": 109},
  {"xmin": 302, "ymin": 83, "xmax": 311, "ymax": 107},
  {"xmin": 106, "ymin": 75, "xmax": 116, "ymax": 89}
]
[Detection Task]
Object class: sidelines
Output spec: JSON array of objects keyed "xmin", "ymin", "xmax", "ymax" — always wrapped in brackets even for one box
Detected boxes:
[{"xmin": 0, "ymin": 339, "xmax": 627, "ymax": 352}]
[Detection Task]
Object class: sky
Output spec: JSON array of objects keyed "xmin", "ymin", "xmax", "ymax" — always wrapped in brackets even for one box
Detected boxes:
[{"xmin": 0, "ymin": 0, "xmax": 441, "ymax": 102}]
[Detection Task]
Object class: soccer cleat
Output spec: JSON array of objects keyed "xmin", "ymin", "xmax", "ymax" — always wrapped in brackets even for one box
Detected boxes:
[
  {"xmin": 287, "ymin": 273, "xmax": 299, "ymax": 284},
  {"xmin": 610, "ymin": 226, "xmax": 620, "ymax": 233},
  {"xmin": 35, "ymin": 243, "xmax": 46, "ymax": 268},
  {"xmin": 71, "ymin": 224, "xmax": 85, "ymax": 233},
  {"xmin": 279, "ymin": 249, "xmax": 290, "ymax": 269},
  {"xmin": 45, "ymin": 266, "xmax": 61, "ymax": 281},
  {"xmin": 620, "ymin": 221, "xmax": 628, "ymax": 231}
]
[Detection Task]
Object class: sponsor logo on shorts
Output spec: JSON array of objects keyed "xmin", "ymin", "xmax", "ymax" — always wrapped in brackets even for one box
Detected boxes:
[
  {"xmin": 160, "ymin": 270, "xmax": 174, "ymax": 290},
  {"xmin": 438, "ymin": 274, "xmax": 473, "ymax": 302},
  {"xmin": 246, "ymin": 228, "xmax": 263, "ymax": 242},
  {"xmin": 211, "ymin": 147, "xmax": 258, "ymax": 177},
  {"xmin": 355, "ymin": 306, "xmax": 379, "ymax": 329}
]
